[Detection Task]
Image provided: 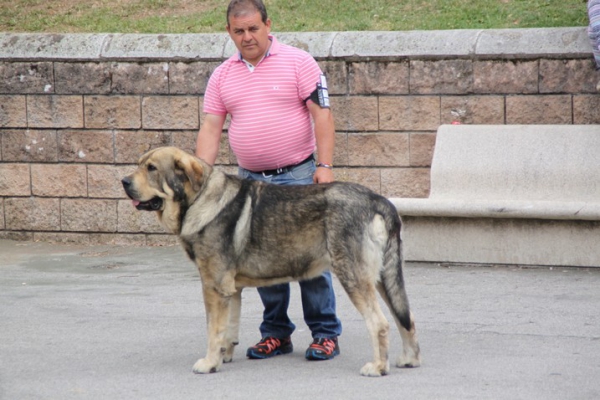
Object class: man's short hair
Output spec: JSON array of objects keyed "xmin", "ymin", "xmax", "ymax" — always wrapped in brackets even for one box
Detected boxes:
[{"xmin": 226, "ymin": 0, "xmax": 268, "ymax": 26}]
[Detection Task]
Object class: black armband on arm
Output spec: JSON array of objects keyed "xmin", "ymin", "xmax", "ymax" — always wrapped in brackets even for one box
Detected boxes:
[{"xmin": 304, "ymin": 74, "xmax": 330, "ymax": 108}]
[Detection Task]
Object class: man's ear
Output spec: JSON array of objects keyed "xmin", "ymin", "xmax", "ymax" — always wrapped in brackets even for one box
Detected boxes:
[
  {"xmin": 265, "ymin": 18, "xmax": 271, "ymax": 33},
  {"xmin": 175, "ymin": 154, "xmax": 205, "ymax": 192}
]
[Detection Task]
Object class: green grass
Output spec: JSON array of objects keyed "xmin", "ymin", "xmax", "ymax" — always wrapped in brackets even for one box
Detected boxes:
[{"xmin": 0, "ymin": 0, "xmax": 589, "ymax": 33}]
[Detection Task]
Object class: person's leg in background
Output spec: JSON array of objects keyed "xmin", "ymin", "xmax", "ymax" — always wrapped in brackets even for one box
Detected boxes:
[{"xmin": 241, "ymin": 160, "xmax": 342, "ymax": 360}]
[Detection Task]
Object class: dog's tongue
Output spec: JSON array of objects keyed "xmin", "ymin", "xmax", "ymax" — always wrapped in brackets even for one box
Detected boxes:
[{"xmin": 131, "ymin": 200, "xmax": 140, "ymax": 207}]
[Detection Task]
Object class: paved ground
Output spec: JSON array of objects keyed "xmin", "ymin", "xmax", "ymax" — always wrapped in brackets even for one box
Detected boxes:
[{"xmin": 1, "ymin": 239, "xmax": 599, "ymax": 400}]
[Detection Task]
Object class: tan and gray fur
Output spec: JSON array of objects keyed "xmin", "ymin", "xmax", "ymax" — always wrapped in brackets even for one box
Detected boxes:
[{"xmin": 122, "ymin": 146, "xmax": 421, "ymax": 377}]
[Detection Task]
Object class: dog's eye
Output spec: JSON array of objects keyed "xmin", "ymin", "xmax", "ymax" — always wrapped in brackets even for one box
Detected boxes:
[{"xmin": 147, "ymin": 164, "xmax": 157, "ymax": 172}]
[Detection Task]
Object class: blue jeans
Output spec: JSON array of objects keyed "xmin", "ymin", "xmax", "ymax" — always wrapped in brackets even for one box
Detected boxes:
[{"xmin": 239, "ymin": 159, "xmax": 342, "ymax": 340}]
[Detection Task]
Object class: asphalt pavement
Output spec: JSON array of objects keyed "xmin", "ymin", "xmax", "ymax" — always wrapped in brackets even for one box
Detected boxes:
[{"xmin": 1, "ymin": 239, "xmax": 599, "ymax": 400}]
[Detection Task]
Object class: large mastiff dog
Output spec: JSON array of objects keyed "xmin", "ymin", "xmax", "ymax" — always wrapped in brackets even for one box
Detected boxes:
[{"xmin": 122, "ymin": 146, "xmax": 421, "ymax": 377}]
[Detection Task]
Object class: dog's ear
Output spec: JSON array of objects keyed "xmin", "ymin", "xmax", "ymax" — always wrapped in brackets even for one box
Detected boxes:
[{"xmin": 174, "ymin": 153, "xmax": 205, "ymax": 192}]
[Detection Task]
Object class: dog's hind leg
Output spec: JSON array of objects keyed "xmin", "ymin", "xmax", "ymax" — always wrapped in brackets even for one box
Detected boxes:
[
  {"xmin": 192, "ymin": 284, "xmax": 231, "ymax": 374},
  {"xmin": 341, "ymin": 280, "xmax": 391, "ymax": 377},
  {"xmin": 397, "ymin": 310, "xmax": 420, "ymax": 368},
  {"xmin": 223, "ymin": 289, "xmax": 242, "ymax": 363},
  {"xmin": 376, "ymin": 283, "xmax": 421, "ymax": 368}
]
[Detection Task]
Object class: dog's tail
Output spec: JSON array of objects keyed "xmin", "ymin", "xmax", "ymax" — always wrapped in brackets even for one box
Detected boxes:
[
  {"xmin": 374, "ymin": 197, "xmax": 413, "ymax": 333},
  {"xmin": 366, "ymin": 193, "xmax": 420, "ymax": 366}
]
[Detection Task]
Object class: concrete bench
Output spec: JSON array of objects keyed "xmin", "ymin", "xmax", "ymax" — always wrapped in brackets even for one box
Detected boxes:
[{"xmin": 390, "ymin": 124, "xmax": 600, "ymax": 268}]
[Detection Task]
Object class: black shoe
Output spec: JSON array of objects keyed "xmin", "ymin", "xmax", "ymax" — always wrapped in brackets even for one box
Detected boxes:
[
  {"xmin": 305, "ymin": 337, "xmax": 340, "ymax": 361},
  {"xmin": 246, "ymin": 336, "xmax": 293, "ymax": 359}
]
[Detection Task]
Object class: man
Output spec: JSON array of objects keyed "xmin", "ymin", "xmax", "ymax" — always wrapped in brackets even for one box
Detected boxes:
[{"xmin": 195, "ymin": 0, "xmax": 342, "ymax": 361}]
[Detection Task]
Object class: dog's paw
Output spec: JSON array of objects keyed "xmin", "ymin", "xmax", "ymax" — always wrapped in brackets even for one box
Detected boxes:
[
  {"xmin": 396, "ymin": 353, "xmax": 421, "ymax": 368},
  {"xmin": 396, "ymin": 354, "xmax": 421, "ymax": 368},
  {"xmin": 192, "ymin": 358, "xmax": 220, "ymax": 374},
  {"xmin": 359, "ymin": 361, "xmax": 389, "ymax": 377}
]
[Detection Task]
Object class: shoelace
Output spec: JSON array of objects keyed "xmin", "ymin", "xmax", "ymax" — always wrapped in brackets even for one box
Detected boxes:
[
  {"xmin": 258, "ymin": 337, "xmax": 281, "ymax": 352},
  {"xmin": 310, "ymin": 338, "xmax": 336, "ymax": 354}
]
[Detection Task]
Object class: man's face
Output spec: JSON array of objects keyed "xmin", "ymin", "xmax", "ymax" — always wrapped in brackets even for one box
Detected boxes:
[{"xmin": 226, "ymin": 11, "xmax": 272, "ymax": 66}]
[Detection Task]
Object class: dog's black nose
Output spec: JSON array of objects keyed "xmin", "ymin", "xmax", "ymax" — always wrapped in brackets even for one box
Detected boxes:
[{"xmin": 122, "ymin": 177, "xmax": 131, "ymax": 188}]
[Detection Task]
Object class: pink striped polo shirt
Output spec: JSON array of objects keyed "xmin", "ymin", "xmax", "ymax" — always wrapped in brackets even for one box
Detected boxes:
[{"xmin": 203, "ymin": 35, "xmax": 322, "ymax": 172}]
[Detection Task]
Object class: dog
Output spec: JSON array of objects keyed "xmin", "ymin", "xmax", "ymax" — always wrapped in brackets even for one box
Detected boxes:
[{"xmin": 121, "ymin": 146, "xmax": 421, "ymax": 377}]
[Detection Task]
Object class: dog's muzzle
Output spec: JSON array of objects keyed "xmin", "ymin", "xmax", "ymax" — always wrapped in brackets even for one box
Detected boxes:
[{"xmin": 121, "ymin": 177, "xmax": 164, "ymax": 211}]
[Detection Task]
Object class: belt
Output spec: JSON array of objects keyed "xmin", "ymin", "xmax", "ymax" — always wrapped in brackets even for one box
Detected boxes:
[{"xmin": 250, "ymin": 154, "xmax": 315, "ymax": 177}]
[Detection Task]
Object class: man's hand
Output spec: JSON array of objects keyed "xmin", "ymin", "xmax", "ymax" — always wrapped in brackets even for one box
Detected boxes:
[{"xmin": 314, "ymin": 166, "xmax": 334, "ymax": 183}]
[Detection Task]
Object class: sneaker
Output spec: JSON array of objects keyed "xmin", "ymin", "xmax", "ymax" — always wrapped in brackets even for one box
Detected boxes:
[
  {"xmin": 246, "ymin": 336, "xmax": 293, "ymax": 359},
  {"xmin": 305, "ymin": 337, "xmax": 340, "ymax": 361}
]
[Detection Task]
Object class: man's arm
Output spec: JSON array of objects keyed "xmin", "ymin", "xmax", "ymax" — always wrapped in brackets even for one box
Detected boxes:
[
  {"xmin": 195, "ymin": 113, "xmax": 227, "ymax": 165},
  {"xmin": 307, "ymin": 101, "xmax": 335, "ymax": 184}
]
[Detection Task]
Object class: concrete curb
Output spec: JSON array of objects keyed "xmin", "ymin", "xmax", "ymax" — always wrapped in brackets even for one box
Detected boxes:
[{"xmin": 0, "ymin": 27, "xmax": 591, "ymax": 61}]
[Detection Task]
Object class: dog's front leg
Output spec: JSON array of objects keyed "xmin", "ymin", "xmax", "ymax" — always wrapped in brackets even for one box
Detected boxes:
[
  {"xmin": 223, "ymin": 289, "xmax": 242, "ymax": 363},
  {"xmin": 192, "ymin": 285, "xmax": 231, "ymax": 374}
]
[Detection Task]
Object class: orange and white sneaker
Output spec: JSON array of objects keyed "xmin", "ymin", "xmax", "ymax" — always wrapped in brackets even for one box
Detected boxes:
[{"xmin": 305, "ymin": 337, "xmax": 340, "ymax": 361}]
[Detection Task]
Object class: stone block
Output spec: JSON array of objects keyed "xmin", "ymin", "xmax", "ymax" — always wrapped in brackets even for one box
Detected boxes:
[
  {"xmin": 348, "ymin": 132, "xmax": 409, "ymax": 167},
  {"xmin": 574, "ymin": 95, "xmax": 600, "ymax": 124},
  {"xmin": 409, "ymin": 132, "xmax": 436, "ymax": 167},
  {"xmin": 349, "ymin": 61, "xmax": 409, "ymax": 95},
  {"xmin": 278, "ymin": 32, "xmax": 337, "ymax": 58},
  {"xmin": 5, "ymin": 197, "xmax": 60, "ymax": 231},
  {"xmin": 61, "ymin": 199, "xmax": 117, "ymax": 232},
  {"xmin": 0, "ymin": 164, "xmax": 30, "ymax": 196},
  {"xmin": 31, "ymin": 164, "xmax": 87, "ymax": 197},
  {"xmin": 170, "ymin": 130, "xmax": 233, "ymax": 165},
  {"xmin": 0, "ymin": 33, "xmax": 107, "ymax": 60},
  {"xmin": 142, "ymin": 96, "xmax": 199, "ymax": 130},
  {"xmin": 1, "ymin": 129, "xmax": 58, "ymax": 162},
  {"xmin": 34, "ymin": 232, "xmax": 91, "ymax": 245},
  {"xmin": 84, "ymin": 95, "xmax": 141, "ymax": 129},
  {"xmin": 102, "ymin": 33, "xmax": 227, "ymax": 60},
  {"xmin": 111, "ymin": 62, "xmax": 169, "ymax": 94},
  {"xmin": 410, "ymin": 60, "xmax": 473, "ymax": 94},
  {"xmin": 318, "ymin": 61, "xmax": 347, "ymax": 95},
  {"xmin": 331, "ymin": 96, "xmax": 378, "ymax": 131},
  {"xmin": 90, "ymin": 233, "xmax": 148, "ymax": 246},
  {"xmin": 474, "ymin": 60, "xmax": 538, "ymax": 94},
  {"xmin": 54, "ymin": 62, "xmax": 111, "ymax": 94},
  {"xmin": 145, "ymin": 234, "xmax": 178, "ymax": 246},
  {"xmin": 114, "ymin": 130, "xmax": 171, "ymax": 164},
  {"xmin": 58, "ymin": 130, "xmax": 114, "ymax": 163},
  {"xmin": 0, "ymin": 231, "xmax": 33, "ymax": 241},
  {"xmin": 506, "ymin": 95, "xmax": 572, "ymax": 124},
  {"xmin": 539, "ymin": 59, "xmax": 598, "ymax": 94},
  {"xmin": 117, "ymin": 200, "xmax": 166, "ymax": 233},
  {"xmin": 332, "ymin": 132, "xmax": 348, "ymax": 167},
  {"xmin": 88, "ymin": 165, "xmax": 135, "ymax": 198},
  {"xmin": 169, "ymin": 61, "xmax": 220, "ymax": 95},
  {"xmin": 27, "ymin": 95, "xmax": 84, "ymax": 128},
  {"xmin": 0, "ymin": 62, "xmax": 54, "ymax": 94},
  {"xmin": 381, "ymin": 168, "xmax": 430, "ymax": 198},
  {"xmin": 441, "ymin": 95, "xmax": 505, "ymax": 124},
  {"xmin": 170, "ymin": 130, "xmax": 198, "ymax": 154},
  {"xmin": 336, "ymin": 167, "xmax": 381, "ymax": 194},
  {"xmin": 379, "ymin": 96, "xmax": 440, "ymax": 131},
  {"xmin": 332, "ymin": 30, "xmax": 478, "ymax": 58},
  {"xmin": 0, "ymin": 95, "xmax": 27, "ymax": 127}
]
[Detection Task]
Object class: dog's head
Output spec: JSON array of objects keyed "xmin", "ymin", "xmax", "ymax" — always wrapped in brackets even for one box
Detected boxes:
[{"xmin": 122, "ymin": 147, "xmax": 210, "ymax": 231}]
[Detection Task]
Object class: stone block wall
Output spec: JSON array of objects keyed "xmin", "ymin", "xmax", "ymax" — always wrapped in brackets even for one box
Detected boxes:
[{"xmin": 0, "ymin": 28, "xmax": 598, "ymax": 244}]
